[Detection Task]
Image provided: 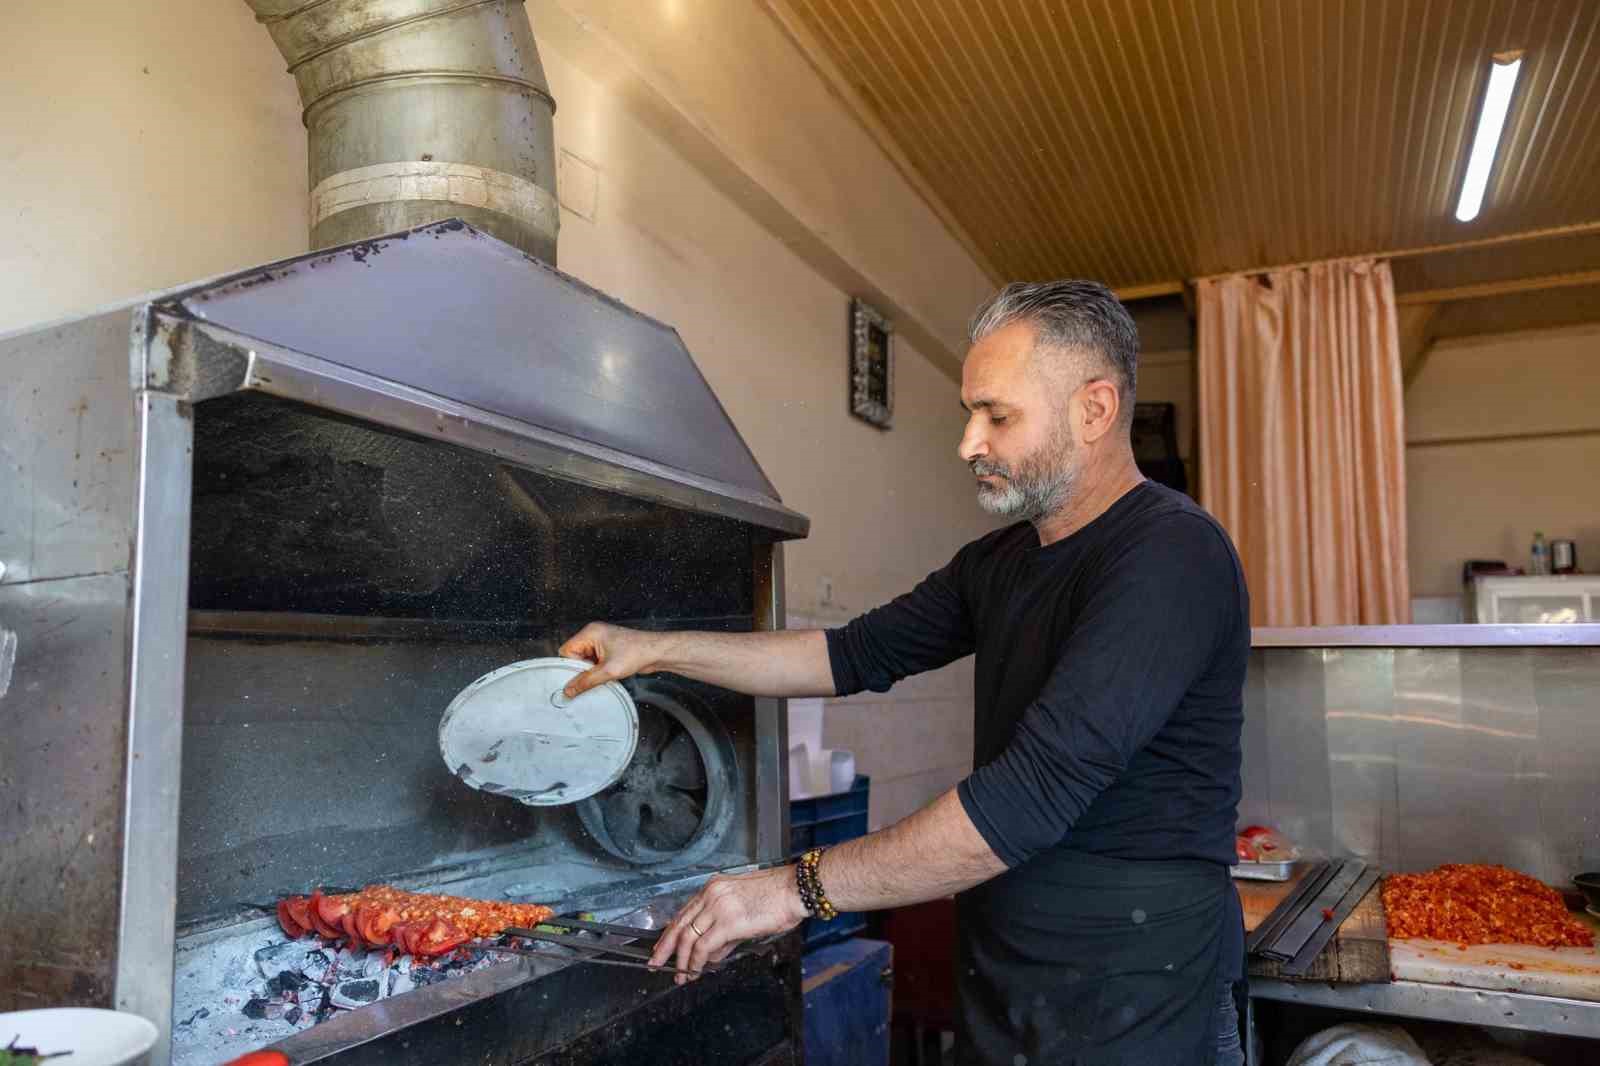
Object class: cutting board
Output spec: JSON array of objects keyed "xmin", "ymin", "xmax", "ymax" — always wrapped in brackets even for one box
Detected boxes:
[
  {"xmin": 1240, "ymin": 871, "xmax": 1600, "ymax": 996},
  {"xmin": 1388, "ymin": 938, "xmax": 1600, "ymax": 1001},
  {"xmin": 1389, "ymin": 908, "xmax": 1600, "ymax": 1001}
]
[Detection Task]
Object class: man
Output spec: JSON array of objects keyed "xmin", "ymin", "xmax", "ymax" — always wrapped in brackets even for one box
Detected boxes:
[{"xmin": 561, "ymin": 281, "xmax": 1249, "ymax": 1065}]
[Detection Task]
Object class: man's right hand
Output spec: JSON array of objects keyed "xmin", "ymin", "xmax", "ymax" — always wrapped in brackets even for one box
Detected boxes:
[{"xmin": 559, "ymin": 623, "xmax": 673, "ymax": 699}]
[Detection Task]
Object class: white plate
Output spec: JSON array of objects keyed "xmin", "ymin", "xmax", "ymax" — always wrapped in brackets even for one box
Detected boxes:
[
  {"xmin": 439, "ymin": 657, "xmax": 639, "ymax": 806},
  {"xmin": 0, "ymin": 1008, "xmax": 158, "ymax": 1066}
]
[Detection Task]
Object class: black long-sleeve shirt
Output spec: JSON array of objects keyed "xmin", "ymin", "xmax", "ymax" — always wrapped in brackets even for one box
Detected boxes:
[
  {"xmin": 826, "ymin": 481, "xmax": 1249, "ymax": 1064},
  {"xmin": 826, "ymin": 480, "xmax": 1246, "ymax": 867}
]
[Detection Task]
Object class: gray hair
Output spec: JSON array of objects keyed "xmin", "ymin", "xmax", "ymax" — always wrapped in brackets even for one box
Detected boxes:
[{"xmin": 968, "ymin": 280, "xmax": 1139, "ymax": 421}]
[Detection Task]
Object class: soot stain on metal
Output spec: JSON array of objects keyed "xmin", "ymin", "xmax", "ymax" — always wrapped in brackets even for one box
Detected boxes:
[{"xmin": 479, "ymin": 780, "xmax": 568, "ymax": 802}]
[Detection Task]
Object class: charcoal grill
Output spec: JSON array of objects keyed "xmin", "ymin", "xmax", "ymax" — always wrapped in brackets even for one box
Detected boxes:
[{"xmin": 0, "ymin": 220, "xmax": 808, "ymax": 1065}]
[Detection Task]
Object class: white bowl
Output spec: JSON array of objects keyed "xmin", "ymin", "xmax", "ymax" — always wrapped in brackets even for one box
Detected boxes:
[{"xmin": 0, "ymin": 1008, "xmax": 159, "ymax": 1066}]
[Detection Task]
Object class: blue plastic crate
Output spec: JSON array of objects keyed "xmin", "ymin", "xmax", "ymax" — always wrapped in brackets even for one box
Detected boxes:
[
  {"xmin": 791, "ymin": 775, "xmax": 870, "ymax": 831},
  {"xmin": 801, "ymin": 937, "xmax": 892, "ymax": 1066},
  {"xmin": 790, "ymin": 775, "xmax": 871, "ymax": 948}
]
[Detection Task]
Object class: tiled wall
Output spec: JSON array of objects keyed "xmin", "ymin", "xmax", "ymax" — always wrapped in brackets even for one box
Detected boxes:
[{"xmin": 1243, "ymin": 645, "xmax": 1600, "ymax": 883}]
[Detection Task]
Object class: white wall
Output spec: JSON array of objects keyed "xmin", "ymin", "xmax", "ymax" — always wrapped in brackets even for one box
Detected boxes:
[
  {"xmin": 0, "ymin": 0, "xmax": 997, "ymax": 819},
  {"xmin": 0, "ymin": 2, "xmax": 307, "ymax": 330},
  {"xmin": 543, "ymin": 46, "xmax": 995, "ymax": 620},
  {"xmin": 527, "ymin": 0, "xmax": 997, "ymax": 372},
  {"xmin": 1405, "ymin": 323, "xmax": 1600, "ymax": 597}
]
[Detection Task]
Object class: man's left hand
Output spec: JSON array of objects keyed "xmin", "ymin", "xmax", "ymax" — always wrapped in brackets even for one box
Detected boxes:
[{"xmin": 649, "ymin": 865, "xmax": 808, "ymax": 984}]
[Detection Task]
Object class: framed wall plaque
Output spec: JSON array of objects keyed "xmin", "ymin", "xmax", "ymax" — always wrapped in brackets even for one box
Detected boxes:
[{"xmin": 849, "ymin": 298, "xmax": 894, "ymax": 429}]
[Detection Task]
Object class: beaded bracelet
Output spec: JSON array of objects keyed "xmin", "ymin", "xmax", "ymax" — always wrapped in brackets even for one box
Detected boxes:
[{"xmin": 795, "ymin": 847, "xmax": 838, "ymax": 921}]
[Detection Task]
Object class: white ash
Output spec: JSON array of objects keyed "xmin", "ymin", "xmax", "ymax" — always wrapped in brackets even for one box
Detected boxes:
[
  {"xmin": 172, "ymin": 921, "xmax": 521, "ymax": 1066},
  {"xmin": 330, "ymin": 978, "xmax": 384, "ymax": 1011},
  {"xmin": 299, "ymin": 947, "xmax": 335, "ymax": 985},
  {"xmin": 387, "ymin": 965, "xmax": 417, "ymax": 998},
  {"xmin": 254, "ymin": 940, "xmax": 316, "ymax": 982}
]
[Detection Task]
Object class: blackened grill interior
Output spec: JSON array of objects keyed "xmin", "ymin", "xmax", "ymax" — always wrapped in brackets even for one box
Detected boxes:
[
  {"xmin": 188, "ymin": 392, "xmax": 756, "ymax": 621},
  {"xmin": 177, "ymin": 394, "xmax": 762, "ymax": 929}
]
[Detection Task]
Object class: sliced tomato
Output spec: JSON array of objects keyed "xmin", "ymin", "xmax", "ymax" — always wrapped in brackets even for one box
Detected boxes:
[
  {"xmin": 316, "ymin": 890, "xmax": 351, "ymax": 928},
  {"xmin": 357, "ymin": 905, "xmax": 401, "ymax": 948},
  {"xmin": 276, "ymin": 900, "xmax": 307, "ymax": 940},
  {"xmin": 405, "ymin": 923, "xmax": 434, "ymax": 957},
  {"xmin": 1236, "ymin": 836, "xmax": 1259, "ymax": 862},
  {"xmin": 1241, "ymin": 825, "xmax": 1292, "ymax": 857},
  {"xmin": 341, "ymin": 908, "xmax": 365, "ymax": 947},
  {"xmin": 391, "ymin": 921, "xmax": 420, "ymax": 956},
  {"xmin": 284, "ymin": 895, "xmax": 315, "ymax": 933},
  {"xmin": 410, "ymin": 918, "xmax": 445, "ymax": 957},
  {"xmin": 308, "ymin": 891, "xmax": 345, "ymax": 940},
  {"xmin": 413, "ymin": 918, "xmax": 470, "ymax": 958},
  {"xmin": 308, "ymin": 908, "xmax": 344, "ymax": 939},
  {"xmin": 348, "ymin": 904, "xmax": 372, "ymax": 945}
]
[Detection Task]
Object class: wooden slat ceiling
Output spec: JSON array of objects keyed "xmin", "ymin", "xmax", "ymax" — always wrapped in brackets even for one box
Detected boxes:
[
  {"xmin": 774, "ymin": 0, "xmax": 1600, "ymax": 301},
  {"xmin": 1432, "ymin": 281, "xmax": 1600, "ymax": 339}
]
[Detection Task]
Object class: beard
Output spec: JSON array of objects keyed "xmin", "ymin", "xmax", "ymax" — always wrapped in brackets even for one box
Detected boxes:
[{"xmin": 970, "ymin": 429, "xmax": 1078, "ymax": 521}]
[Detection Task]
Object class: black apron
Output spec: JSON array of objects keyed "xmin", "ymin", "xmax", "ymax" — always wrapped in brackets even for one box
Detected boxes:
[{"xmin": 954, "ymin": 849, "xmax": 1234, "ymax": 1066}]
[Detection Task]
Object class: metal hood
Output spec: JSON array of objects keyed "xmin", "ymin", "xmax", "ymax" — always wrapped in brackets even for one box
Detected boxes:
[{"xmin": 152, "ymin": 219, "xmax": 806, "ymax": 538}]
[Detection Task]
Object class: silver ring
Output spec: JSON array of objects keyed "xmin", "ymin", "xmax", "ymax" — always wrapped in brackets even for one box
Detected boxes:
[{"xmin": 689, "ymin": 919, "xmax": 705, "ymax": 937}]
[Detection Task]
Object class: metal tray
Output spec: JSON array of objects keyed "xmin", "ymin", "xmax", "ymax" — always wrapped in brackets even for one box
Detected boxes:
[{"xmin": 1231, "ymin": 857, "xmax": 1300, "ymax": 881}]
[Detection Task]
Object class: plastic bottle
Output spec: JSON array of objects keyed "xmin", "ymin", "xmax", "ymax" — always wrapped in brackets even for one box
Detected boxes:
[{"xmin": 1530, "ymin": 531, "xmax": 1550, "ymax": 576}]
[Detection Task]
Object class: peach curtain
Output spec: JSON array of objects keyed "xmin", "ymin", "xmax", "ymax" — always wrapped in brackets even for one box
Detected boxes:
[{"xmin": 1197, "ymin": 259, "xmax": 1410, "ymax": 627}]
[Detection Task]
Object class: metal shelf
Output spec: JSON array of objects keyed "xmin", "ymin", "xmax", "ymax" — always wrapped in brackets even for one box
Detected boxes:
[{"xmin": 1250, "ymin": 977, "xmax": 1600, "ymax": 1040}]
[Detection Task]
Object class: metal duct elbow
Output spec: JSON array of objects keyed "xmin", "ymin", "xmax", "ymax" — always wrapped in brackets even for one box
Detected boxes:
[{"xmin": 245, "ymin": 0, "xmax": 559, "ymax": 264}]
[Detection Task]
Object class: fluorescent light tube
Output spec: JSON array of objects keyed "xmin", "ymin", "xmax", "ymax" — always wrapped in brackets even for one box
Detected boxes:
[{"xmin": 1455, "ymin": 55, "xmax": 1523, "ymax": 222}]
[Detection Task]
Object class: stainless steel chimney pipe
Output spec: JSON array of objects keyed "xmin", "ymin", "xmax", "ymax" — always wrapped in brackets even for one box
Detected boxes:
[{"xmin": 244, "ymin": 0, "xmax": 560, "ymax": 263}]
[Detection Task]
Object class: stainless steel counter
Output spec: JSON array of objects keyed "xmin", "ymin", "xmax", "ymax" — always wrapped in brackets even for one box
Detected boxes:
[
  {"xmin": 1243, "ymin": 626, "xmax": 1600, "ymax": 1054},
  {"xmin": 1253, "ymin": 624, "xmax": 1600, "ymax": 647}
]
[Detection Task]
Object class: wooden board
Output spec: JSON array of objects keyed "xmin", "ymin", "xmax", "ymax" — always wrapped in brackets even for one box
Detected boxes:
[
  {"xmin": 1389, "ymin": 939, "xmax": 1600, "ymax": 1001},
  {"xmin": 1389, "ymin": 909, "xmax": 1600, "ymax": 1002},
  {"xmin": 1238, "ymin": 867, "xmax": 1389, "ymax": 983},
  {"xmin": 1238, "ymin": 864, "xmax": 1312, "ymax": 932}
]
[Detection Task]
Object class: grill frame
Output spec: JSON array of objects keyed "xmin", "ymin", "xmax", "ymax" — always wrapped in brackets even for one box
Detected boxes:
[{"xmin": 0, "ymin": 221, "xmax": 807, "ymax": 1064}]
